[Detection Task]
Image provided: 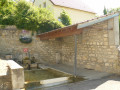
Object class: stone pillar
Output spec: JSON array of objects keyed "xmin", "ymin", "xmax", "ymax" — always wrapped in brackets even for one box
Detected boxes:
[{"xmin": 114, "ymin": 16, "xmax": 119, "ymax": 45}]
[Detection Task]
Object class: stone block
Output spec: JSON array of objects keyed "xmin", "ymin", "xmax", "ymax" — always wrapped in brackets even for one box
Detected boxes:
[
  {"xmin": 104, "ymin": 42, "xmax": 108, "ymax": 45},
  {"xmin": 30, "ymin": 63, "xmax": 37, "ymax": 68},
  {"xmin": 105, "ymin": 63, "xmax": 109, "ymax": 66},
  {"xmin": 104, "ymin": 34, "xmax": 108, "ymax": 37},
  {"xmin": 7, "ymin": 60, "xmax": 24, "ymax": 89}
]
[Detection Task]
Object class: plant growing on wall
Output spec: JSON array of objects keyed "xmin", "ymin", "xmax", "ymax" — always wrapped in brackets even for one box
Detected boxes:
[{"xmin": 59, "ymin": 10, "xmax": 72, "ymax": 26}]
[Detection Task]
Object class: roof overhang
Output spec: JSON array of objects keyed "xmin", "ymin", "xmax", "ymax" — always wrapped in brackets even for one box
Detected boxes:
[
  {"xmin": 37, "ymin": 12, "xmax": 120, "ymax": 40},
  {"xmin": 37, "ymin": 24, "xmax": 83, "ymax": 40},
  {"xmin": 77, "ymin": 13, "xmax": 119, "ymax": 29}
]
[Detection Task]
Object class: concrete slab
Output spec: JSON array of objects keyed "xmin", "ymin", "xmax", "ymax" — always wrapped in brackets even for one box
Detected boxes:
[
  {"xmin": 40, "ymin": 77, "xmax": 69, "ymax": 84},
  {"xmin": 46, "ymin": 64, "xmax": 112, "ymax": 80},
  {"xmin": 95, "ymin": 80, "xmax": 120, "ymax": 90},
  {"xmin": 41, "ymin": 75, "xmax": 120, "ymax": 90}
]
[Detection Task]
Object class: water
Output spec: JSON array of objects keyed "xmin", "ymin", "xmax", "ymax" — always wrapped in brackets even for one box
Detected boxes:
[{"xmin": 24, "ymin": 68, "xmax": 85, "ymax": 90}]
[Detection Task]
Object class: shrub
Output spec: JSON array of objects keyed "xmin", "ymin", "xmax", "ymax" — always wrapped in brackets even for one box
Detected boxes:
[
  {"xmin": 38, "ymin": 19, "xmax": 64, "ymax": 33},
  {"xmin": 59, "ymin": 10, "xmax": 72, "ymax": 26},
  {"xmin": 0, "ymin": 0, "xmax": 15, "ymax": 25}
]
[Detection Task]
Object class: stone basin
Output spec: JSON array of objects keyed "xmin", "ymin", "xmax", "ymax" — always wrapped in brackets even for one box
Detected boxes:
[{"xmin": 24, "ymin": 67, "xmax": 85, "ymax": 90}]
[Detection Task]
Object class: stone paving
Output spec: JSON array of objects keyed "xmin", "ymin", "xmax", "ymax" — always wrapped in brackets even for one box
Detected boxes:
[
  {"xmin": 46, "ymin": 64, "xmax": 112, "ymax": 80},
  {"xmin": 39, "ymin": 64, "xmax": 120, "ymax": 90},
  {"xmin": 42, "ymin": 75, "xmax": 120, "ymax": 90}
]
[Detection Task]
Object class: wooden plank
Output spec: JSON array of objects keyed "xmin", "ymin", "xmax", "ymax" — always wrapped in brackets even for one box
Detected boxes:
[{"xmin": 38, "ymin": 25, "xmax": 83, "ymax": 40}]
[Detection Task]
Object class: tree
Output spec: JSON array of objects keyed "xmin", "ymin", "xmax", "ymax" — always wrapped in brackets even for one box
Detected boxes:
[
  {"xmin": 106, "ymin": 7, "xmax": 120, "ymax": 29},
  {"xmin": 0, "ymin": 0, "xmax": 64, "ymax": 33},
  {"xmin": 15, "ymin": 0, "xmax": 40, "ymax": 31},
  {"xmin": 59, "ymin": 10, "xmax": 72, "ymax": 26},
  {"xmin": 107, "ymin": 8, "xmax": 120, "ymax": 14},
  {"xmin": 15, "ymin": 0, "xmax": 63, "ymax": 32},
  {"xmin": 0, "ymin": 0, "xmax": 15, "ymax": 25},
  {"xmin": 103, "ymin": 6, "xmax": 107, "ymax": 15}
]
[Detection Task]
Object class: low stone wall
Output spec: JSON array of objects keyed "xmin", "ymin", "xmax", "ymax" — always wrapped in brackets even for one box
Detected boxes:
[
  {"xmin": 0, "ymin": 16, "xmax": 119, "ymax": 74},
  {"xmin": 0, "ymin": 26, "xmax": 62, "ymax": 64},
  {"xmin": 0, "ymin": 60, "xmax": 12, "ymax": 90},
  {"xmin": 0, "ymin": 60, "xmax": 24, "ymax": 90}
]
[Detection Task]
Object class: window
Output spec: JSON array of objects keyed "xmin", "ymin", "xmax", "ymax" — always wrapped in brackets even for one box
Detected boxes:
[{"xmin": 43, "ymin": 2, "xmax": 46, "ymax": 8}]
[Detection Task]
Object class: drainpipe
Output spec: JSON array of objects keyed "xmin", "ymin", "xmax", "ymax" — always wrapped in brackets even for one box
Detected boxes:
[{"xmin": 74, "ymin": 35, "xmax": 77, "ymax": 76}]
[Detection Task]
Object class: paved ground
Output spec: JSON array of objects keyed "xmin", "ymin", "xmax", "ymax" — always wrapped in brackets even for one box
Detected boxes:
[
  {"xmin": 46, "ymin": 64, "xmax": 112, "ymax": 80},
  {"xmin": 38, "ymin": 64, "xmax": 120, "ymax": 90}
]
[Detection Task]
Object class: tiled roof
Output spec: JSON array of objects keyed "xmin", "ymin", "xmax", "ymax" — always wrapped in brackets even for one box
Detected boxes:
[{"xmin": 50, "ymin": 0, "xmax": 96, "ymax": 13}]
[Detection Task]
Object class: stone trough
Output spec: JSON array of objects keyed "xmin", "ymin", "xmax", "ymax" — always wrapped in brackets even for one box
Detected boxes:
[
  {"xmin": 0, "ymin": 59, "xmax": 85, "ymax": 90},
  {"xmin": 0, "ymin": 60, "xmax": 24, "ymax": 90},
  {"xmin": 24, "ymin": 67, "xmax": 85, "ymax": 90}
]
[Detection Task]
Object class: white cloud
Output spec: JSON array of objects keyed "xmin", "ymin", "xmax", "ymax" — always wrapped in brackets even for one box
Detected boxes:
[{"xmin": 81, "ymin": 0, "xmax": 120, "ymax": 15}]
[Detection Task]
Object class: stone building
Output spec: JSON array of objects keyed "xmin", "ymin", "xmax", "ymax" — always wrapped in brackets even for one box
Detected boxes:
[{"xmin": 0, "ymin": 12, "xmax": 120, "ymax": 74}]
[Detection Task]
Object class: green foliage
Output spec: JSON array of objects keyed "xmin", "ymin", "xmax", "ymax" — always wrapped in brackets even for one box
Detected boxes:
[
  {"xmin": 36, "ymin": 8, "xmax": 64, "ymax": 33},
  {"xmin": 0, "ymin": 0, "xmax": 15, "ymax": 25},
  {"xmin": 15, "ymin": 0, "xmax": 63, "ymax": 32},
  {"xmin": 59, "ymin": 10, "xmax": 72, "ymax": 26},
  {"xmin": 107, "ymin": 8, "xmax": 120, "ymax": 14},
  {"xmin": 103, "ymin": 6, "xmax": 107, "ymax": 15},
  {"xmin": 104, "ymin": 7, "xmax": 120, "ymax": 14},
  {"xmin": 15, "ymin": 0, "xmax": 39, "ymax": 31},
  {"xmin": 38, "ymin": 8, "xmax": 54, "ymax": 20},
  {"xmin": 38, "ymin": 20, "xmax": 64, "ymax": 33},
  {"xmin": 0, "ymin": 0, "xmax": 64, "ymax": 33},
  {"xmin": 106, "ymin": 7, "xmax": 120, "ymax": 29}
]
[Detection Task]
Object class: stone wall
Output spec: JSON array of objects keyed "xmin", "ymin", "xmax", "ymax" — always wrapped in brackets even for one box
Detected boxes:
[
  {"xmin": 0, "ymin": 68, "xmax": 12, "ymax": 90},
  {"xmin": 0, "ymin": 26, "xmax": 62, "ymax": 64},
  {"xmin": 0, "ymin": 16, "xmax": 119, "ymax": 74},
  {"xmin": 0, "ymin": 60, "xmax": 12, "ymax": 90},
  {"xmin": 0, "ymin": 60, "xmax": 24, "ymax": 90},
  {"xmin": 61, "ymin": 19, "xmax": 119, "ymax": 73}
]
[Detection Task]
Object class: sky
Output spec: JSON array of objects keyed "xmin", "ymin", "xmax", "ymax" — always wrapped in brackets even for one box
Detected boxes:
[{"xmin": 82, "ymin": 0, "xmax": 120, "ymax": 15}]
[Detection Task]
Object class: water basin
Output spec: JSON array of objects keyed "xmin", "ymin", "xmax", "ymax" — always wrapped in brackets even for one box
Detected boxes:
[{"xmin": 24, "ymin": 68, "xmax": 85, "ymax": 90}]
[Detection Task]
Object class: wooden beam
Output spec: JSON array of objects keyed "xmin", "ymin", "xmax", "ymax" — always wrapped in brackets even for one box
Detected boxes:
[{"xmin": 37, "ymin": 25, "xmax": 83, "ymax": 40}]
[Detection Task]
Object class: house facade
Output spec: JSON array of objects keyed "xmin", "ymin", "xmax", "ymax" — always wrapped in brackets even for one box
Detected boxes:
[{"xmin": 30, "ymin": 0, "xmax": 96, "ymax": 24}]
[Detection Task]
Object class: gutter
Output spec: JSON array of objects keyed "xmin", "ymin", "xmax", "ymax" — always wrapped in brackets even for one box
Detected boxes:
[{"xmin": 77, "ymin": 13, "xmax": 120, "ymax": 29}]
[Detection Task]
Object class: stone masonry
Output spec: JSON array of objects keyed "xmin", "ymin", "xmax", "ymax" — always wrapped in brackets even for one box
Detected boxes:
[{"xmin": 0, "ymin": 15, "xmax": 120, "ymax": 74}]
